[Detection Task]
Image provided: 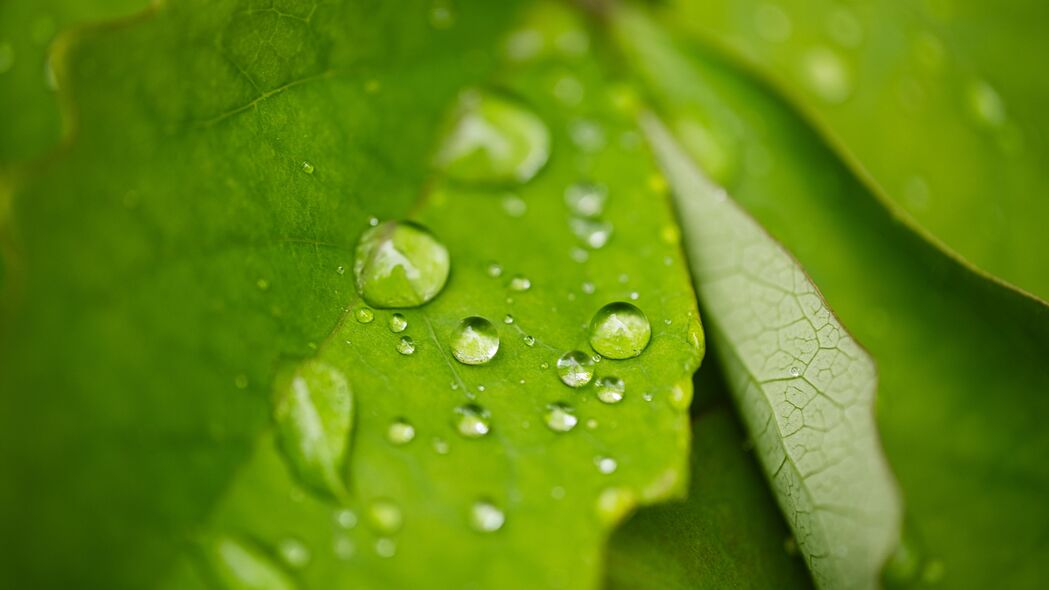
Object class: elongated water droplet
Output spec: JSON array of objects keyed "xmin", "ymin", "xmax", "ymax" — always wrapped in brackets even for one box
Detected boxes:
[
  {"xmin": 557, "ymin": 350, "xmax": 594, "ymax": 388},
  {"xmin": 470, "ymin": 500, "xmax": 506, "ymax": 533},
  {"xmin": 277, "ymin": 537, "xmax": 311, "ymax": 569},
  {"xmin": 396, "ymin": 336, "xmax": 416, "ymax": 356},
  {"xmin": 454, "ymin": 404, "xmax": 491, "ymax": 438},
  {"xmin": 355, "ymin": 307, "xmax": 375, "ymax": 323},
  {"xmin": 387, "ymin": 418, "xmax": 416, "ymax": 445},
  {"xmin": 204, "ymin": 535, "xmax": 299, "ymax": 590},
  {"xmin": 435, "ymin": 90, "xmax": 550, "ymax": 184},
  {"xmin": 367, "ymin": 499, "xmax": 403, "ymax": 534},
  {"xmin": 450, "ymin": 316, "xmax": 500, "ymax": 365},
  {"xmin": 354, "ymin": 221, "xmax": 450, "ymax": 308},
  {"xmin": 544, "ymin": 402, "xmax": 578, "ymax": 433},
  {"xmin": 595, "ymin": 376, "xmax": 625, "ymax": 404},
  {"xmin": 509, "ymin": 275, "xmax": 531, "ymax": 292},
  {"xmin": 388, "ymin": 313, "xmax": 408, "ymax": 333},
  {"xmin": 273, "ymin": 360, "xmax": 352, "ymax": 499},
  {"xmin": 589, "ymin": 302, "xmax": 651, "ymax": 359}
]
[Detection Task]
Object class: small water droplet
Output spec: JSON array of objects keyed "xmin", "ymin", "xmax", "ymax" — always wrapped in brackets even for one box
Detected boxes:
[
  {"xmin": 556, "ymin": 350, "xmax": 595, "ymax": 388},
  {"xmin": 564, "ymin": 182, "xmax": 607, "ymax": 218},
  {"xmin": 332, "ymin": 535, "xmax": 355, "ymax": 560},
  {"xmin": 569, "ymin": 119, "xmax": 606, "ymax": 153},
  {"xmin": 367, "ymin": 499, "xmax": 403, "ymax": 534},
  {"xmin": 629, "ymin": 292, "xmax": 639, "ymax": 301},
  {"xmin": 540, "ymin": 361, "xmax": 550, "ymax": 369},
  {"xmin": 354, "ymin": 221, "xmax": 450, "ymax": 309},
  {"xmin": 486, "ymin": 261, "xmax": 504, "ymax": 278},
  {"xmin": 595, "ymin": 456, "xmax": 618, "ymax": 474},
  {"xmin": 503, "ymin": 314, "xmax": 514, "ymax": 324},
  {"xmin": 469, "ymin": 500, "xmax": 506, "ymax": 533},
  {"xmin": 368, "ymin": 216, "xmax": 380, "ymax": 226},
  {"xmin": 571, "ymin": 218, "xmax": 613, "ymax": 249},
  {"xmin": 509, "ymin": 275, "xmax": 532, "ymax": 292},
  {"xmin": 301, "ymin": 161, "xmax": 315, "ymax": 174},
  {"xmin": 570, "ymin": 247, "xmax": 589, "ymax": 263},
  {"xmin": 501, "ymin": 194, "xmax": 528, "ymax": 217},
  {"xmin": 967, "ymin": 79, "xmax": 1007, "ymax": 128},
  {"xmin": 387, "ymin": 418, "xmax": 416, "ymax": 445},
  {"xmin": 388, "ymin": 313, "xmax": 408, "ymax": 333},
  {"xmin": 432, "ymin": 437, "xmax": 451, "ymax": 454},
  {"xmin": 581, "ymin": 281, "xmax": 595, "ymax": 294},
  {"xmin": 335, "ymin": 509, "xmax": 358, "ymax": 529},
  {"xmin": 595, "ymin": 376, "xmax": 625, "ymax": 404},
  {"xmin": 375, "ymin": 538, "xmax": 397, "ymax": 558},
  {"xmin": 256, "ymin": 278, "xmax": 269, "ymax": 291},
  {"xmin": 454, "ymin": 404, "xmax": 492, "ymax": 438},
  {"xmin": 754, "ymin": 3, "xmax": 792, "ymax": 42},
  {"xmin": 544, "ymin": 402, "xmax": 578, "ymax": 433},
  {"xmin": 789, "ymin": 366, "xmax": 801, "ymax": 377},
  {"xmin": 435, "ymin": 90, "xmax": 550, "ymax": 184},
  {"xmin": 595, "ymin": 487, "xmax": 635, "ymax": 525},
  {"xmin": 801, "ymin": 46, "xmax": 853, "ymax": 104},
  {"xmin": 397, "ymin": 336, "xmax": 416, "ymax": 355},
  {"xmin": 355, "ymin": 307, "xmax": 375, "ymax": 323},
  {"xmin": 589, "ymin": 302, "xmax": 652, "ymax": 359},
  {"xmin": 451, "ymin": 317, "xmax": 500, "ymax": 365},
  {"xmin": 642, "ymin": 392, "xmax": 654, "ymax": 402},
  {"xmin": 523, "ymin": 335, "xmax": 536, "ymax": 347},
  {"xmin": 277, "ymin": 537, "xmax": 311, "ymax": 569},
  {"xmin": 504, "ymin": 28, "xmax": 543, "ymax": 62},
  {"xmin": 586, "ymin": 418, "xmax": 599, "ymax": 429}
]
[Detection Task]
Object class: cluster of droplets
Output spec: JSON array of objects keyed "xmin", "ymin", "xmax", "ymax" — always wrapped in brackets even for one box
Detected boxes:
[{"xmin": 565, "ymin": 182, "xmax": 614, "ymax": 252}]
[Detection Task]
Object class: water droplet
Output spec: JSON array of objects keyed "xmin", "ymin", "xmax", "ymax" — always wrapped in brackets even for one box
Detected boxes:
[
  {"xmin": 277, "ymin": 537, "xmax": 311, "ymax": 569},
  {"xmin": 544, "ymin": 402, "xmax": 578, "ymax": 433},
  {"xmin": 789, "ymin": 366, "xmax": 801, "ymax": 377},
  {"xmin": 967, "ymin": 79, "xmax": 1006, "ymax": 128},
  {"xmin": 595, "ymin": 456, "xmax": 618, "ymax": 474},
  {"xmin": 354, "ymin": 220, "xmax": 450, "ymax": 308},
  {"xmin": 629, "ymin": 292, "xmax": 639, "ymax": 301},
  {"xmin": 595, "ymin": 487, "xmax": 635, "ymax": 525},
  {"xmin": 486, "ymin": 262, "xmax": 504, "ymax": 278},
  {"xmin": 432, "ymin": 437, "xmax": 451, "ymax": 454},
  {"xmin": 273, "ymin": 361, "xmax": 352, "ymax": 499},
  {"xmin": 564, "ymin": 182, "xmax": 607, "ymax": 218},
  {"xmin": 387, "ymin": 418, "xmax": 416, "ymax": 445},
  {"xmin": 501, "ymin": 194, "xmax": 527, "ymax": 217},
  {"xmin": 301, "ymin": 161, "xmax": 315, "ymax": 175},
  {"xmin": 509, "ymin": 275, "xmax": 532, "ymax": 292},
  {"xmin": 469, "ymin": 500, "xmax": 506, "ymax": 533},
  {"xmin": 883, "ymin": 535, "xmax": 921, "ymax": 583},
  {"xmin": 336, "ymin": 265, "xmax": 346, "ymax": 275},
  {"xmin": 335, "ymin": 509, "xmax": 358, "ymax": 529},
  {"xmin": 388, "ymin": 313, "xmax": 408, "ymax": 333},
  {"xmin": 570, "ymin": 247, "xmax": 589, "ymax": 263},
  {"xmin": 642, "ymin": 392, "xmax": 654, "ymax": 402},
  {"xmin": 435, "ymin": 90, "xmax": 550, "ymax": 184},
  {"xmin": 754, "ymin": 3, "xmax": 792, "ymax": 42},
  {"xmin": 375, "ymin": 538, "xmax": 397, "ymax": 558},
  {"xmin": 586, "ymin": 418, "xmax": 599, "ymax": 429},
  {"xmin": 396, "ymin": 336, "xmax": 416, "ymax": 355},
  {"xmin": 595, "ymin": 376, "xmax": 625, "ymax": 404},
  {"xmin": 355, "ymin": 307, "xmax": 375, "ymax": 323},
  {"xmin": 556, "ymin": 350, "xmax": 595, "ymax": 388},
  {"xmin": 581, "ymin": 281, "xmax": 595, "ymax": 294},
  {"xmin": 205, "ymin": 535, "xmax": 299, "ymax": 590},
  {"xmin": 332, "ymin": 535, "xmax": 355, "ymax": 560},
  {"xmin": 523, "ymin": 335, "xmax": 536, "ymax": 347},
  {"xmin": 368, "ymin": 216, "xmax": 380, "ymax": 226},
  {"xmin": 503, "ymin": 314, "xmax": 514, "ymax": 325},
  {"xmin": 570, "ymin": 218, "xmax": 614, "ymax": 249},
  {"xmin": 569, "ymin": 119, "xmax": 606, "ymax": 153},
  {"xmin": 504, "ymin": 28, "xmax": 543, "ymax": 62},
  {"xmin": 801, "ymin": 46, "xmax": 853, "ymax": 104},
  {"xmin": 540, "ymin": 361, "xmax": 550, "ymax": 369},
  {"xmin": 367, "ymin": 499, "xmax": 403, "ymax": 534},
  {"xmin": 451, "ymin": 316, "xmax": 500, "ymax": 365},
  {"xmin": 589, "ymin": 302, "xmax": 652, "ymax": 359},
  {"xmin": 454, "ymin": 404, "xmax": 491, "ymax": 438}
]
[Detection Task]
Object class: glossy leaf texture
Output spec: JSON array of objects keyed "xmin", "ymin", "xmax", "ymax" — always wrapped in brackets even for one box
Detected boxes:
[
  {"xmin": 613, "ymin": 6, "xmax": 1049, "ymax": 588},
  {"xmin": 649, "ymin": 0, "xmax": 1049, "ymax": 300},
  {"xmin": 0, "ymin": 1, "xmax": 704, "ymax": 589}
]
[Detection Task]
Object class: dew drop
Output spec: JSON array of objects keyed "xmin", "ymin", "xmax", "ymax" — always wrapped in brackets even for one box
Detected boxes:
[
  {"xmin": 387, "ymin": 418, "xmax": 416, "ymax": 445},
  {"xmin": 595, "ymin": 455, "xmax": 618, "ymax": 474},
  {"xmin": 355, "ymin": 307, "xmax": 375, "ymax": 323},
  {"xmin": 277, "ymin": 537, "xmax": 311, "ymax": 569},
  {"xmin": 335, "ymin": 509, "xmax": 358, "ymax": 529},
  {"xmin": 523, "ymin": 335, "xmax": 536, "ymax": 347},
  {"xmin": 570, "ymin": 247, "xmax": 589, "ymax": 263},
  {"xmin": 367, "ymin": 499, "xmax": 403, "ymax": 534},
  {"xmin": 432, "ymin": 437, "xmax": 451, "ymax": 454},
  {"xmin": 556, "ymin": 350, "xmax": 595, "ymax": 388},
  {"xmin": 569, "ymin": 119, "xmax": 606, "ymax": 153},
  {"xmin": 544, "ymin": 402, "xmax": 578, "ymax": 433},
  {"xmin": 501, "ymin": 194, "xmax": 528, "ymax": 217},
  {"xmin": 332, "ymin": 535, "xmax": 355, "ymax": 560},
  {"xmin": 469, "ymin": 500, "xmax": 506, "ymax": 533},
  {"xmin": 451, "ymin": 317, "xmax": 500, "ymax": 365},
  {"xmin": 570, "ymin": 217, "xmax": 613, "ymax": 249},
  {"xmin": 595, "ymin": 376, "xmax": 625, "ymax": 404},
  {"xmin": 397, "ymin": 336, "xmax": 416, "ymax": 356},
  {"xmin": 388, "ymin": 313, "xmax": 408, "ymax": 333},
  {"xmin": 503, "ymin": 314, "xmax": 514, "ymax": 324},
  {"xmin": 589, "ymin": 302, "xmax": 652, "ymax": 359},
  {"xmin": 336, "ymin": 265, "xmax": 346, "ymax": 275},
  {"xmin": 375, "ymin": 538, "xmax": 397, "ymax": 558},
  {"xmin": 581, "ymin": 281, "xmax": 595, "ymax": 294},
  {"xmin": 789, "ymin": 366, "xmax": 801, "ymax": 377},
  {"xmin": 354, "ymin": 220, "xmax": 450, "ymax": 308},
  {"xmin": 301, "ymin": 161, "xmax": 315, "ymax": 175},
  {"xmin": 486, "ymin": 261, "xmax": 504, "ymax": 278},
  {"xmin": 454, "ymin": 404, "xmax": 492, "ymax": 438},
  {"xmin": 509, "ymin": 275, "xmax": 532, "ymax": 292},
  {"xmin": 435, "ymin": 90, "xmax": 550, "ymax": 184},
  {"xmin": 801, "ymin": 46, "xmax": 853, "ymax": 104},
  {"xmin": 564, "ymin": 182, "xmax": 608, "ymax": 218}
]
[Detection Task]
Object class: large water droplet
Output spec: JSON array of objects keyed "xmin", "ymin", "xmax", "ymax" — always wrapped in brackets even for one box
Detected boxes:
[
  {"xmin": 396, "ymin": 336, "xmax": 416, "ymax": 356},
  {"xmin": 388, "ymin": 313, "xmax": 408, "ymax": 333},
  {"xmin": 557, "ymin": 350, "xmax": 595, "ymax": 388},
  {"xmin": 469, "ymin": 500, "xmax": 506, "ymax": 533},
  {"xmin": 273, "ymin": 361, "xmax": 352, "ymax": 499},
  {"xmin": 367, "ymin": 499, "xmax": 403, "ymax": 534},
  {"xmin": 354, "ymin": 221, "xmax": 450, "ymax": 308},
  {"xmin": 451, "ymin": 317, "xmax": 500, "ymax": 365},
  {"xmin": 435, "ymin": 90, "xmax": 550, "ymax": 184},
  {"xmin": 595, "ymin": 376, "xmax": 625, "ymax": 404},
  {"xmin": 205, "ymin": 535, "xmax": 299, "ymax": 590},
  {"xmin": 544, "ymin": 402, "xmax": 578, "ymax": 433},
  {"xmin": 454, "ymin": 404, "xmax": 492, "ymax": 438},
  {"xmin": 387, "ymin": 418, "xmax": 416, "ymax": 445},
  {"xmin": 589, "ymin": 302, "xmax": 652, "ymax": 359}
]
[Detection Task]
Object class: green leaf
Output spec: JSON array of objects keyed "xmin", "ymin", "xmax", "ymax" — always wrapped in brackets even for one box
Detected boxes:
[
  {"xmin": 649, "ymin": 0, "xmax": 1049, "ymax": 299},
  {"xmin": 643, "ymin": 110, "xmax": 901, "ymax": 588},
  {"xmin": 0, "ymin": 1, "xmax": 703, "ymax": 588},
  {"xmin": 614, "ymin": 8, "xmax": 1049, "ymax": 588}
]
